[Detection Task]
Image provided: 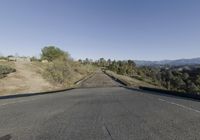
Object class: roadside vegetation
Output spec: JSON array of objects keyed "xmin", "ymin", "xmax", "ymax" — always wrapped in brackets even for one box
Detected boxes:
[
  {"xmin": 41, "ymin": 46, "xmax": 96, "ymax": 87},
  {"xmin": 105, "ymin": 70, "xmax": 157, "ymax": 88},
  {"xmin": 136, "ymin": 66, "xmax": 200, "ymax": 93},
  {"xmin": 1, "ymin": 47, "xmax": 199, "ymax": 95},
  {"xmin": 0, "ymin": 65, "xmax": 16, "ymax": 79},
  {"xmin": 0, "ymin": 46, "xmax": 96, "ymax": 95},
  {"xmin": 80, "ymin": 58, "xmax": 200, "ymax": 94}
]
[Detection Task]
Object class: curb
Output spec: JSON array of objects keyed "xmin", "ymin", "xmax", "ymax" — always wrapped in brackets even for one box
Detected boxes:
[
  {"xmin": 0, "ymin": 88, "xmax": 75, "ymax": 100},
  {"xmin": 2, "ymin": 71, "xmax": 200, "ymax": 101},
  {"xmin": 74, "ymin": 72, "xmax": 95, "ymax": 86},
  {"xmin": 104, "ymin": 70, "xmax": 200, "ymax": 101},
  {"xmin": 103, "ymin": 71, "xmax": 129, "ymax": 86},
  {"xmin": 0, "ymin": 73, "xmax": 96, "ymax": 100}
]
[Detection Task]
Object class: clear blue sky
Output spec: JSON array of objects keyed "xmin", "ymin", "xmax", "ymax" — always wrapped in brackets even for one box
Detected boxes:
[{"xmin": 0, "ymin": 0, "xmax": 200, "ymax": 60}]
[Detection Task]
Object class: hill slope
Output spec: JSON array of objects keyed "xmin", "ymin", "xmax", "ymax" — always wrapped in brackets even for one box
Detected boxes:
[
  {"xmin": 0, "ymin": 62, "xmax": 55, "ymax": 95},
  {"xmin": 135, "ymin": 58, "xmax": 200, "ymax": 66}
]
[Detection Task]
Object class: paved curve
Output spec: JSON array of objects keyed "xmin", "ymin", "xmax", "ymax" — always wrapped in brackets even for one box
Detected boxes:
[{"xmin": 0, "ymin": 72, "xmax": 200, "ymax": 140}]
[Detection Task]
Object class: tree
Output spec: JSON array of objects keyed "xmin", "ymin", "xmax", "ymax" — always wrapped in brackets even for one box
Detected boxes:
[
  {"xmin": 107, "ymin": 59, "xmax": 112, "ymax": 65},
  {"xmin": 41, "ymin": 46, "xmax": 69, "ymax": 61},
  {"xmin": 170, "ymin": 77, "xmax": 185, "ymax": 91},
  {"xmin": 187, "ymin": 81, "xmax": 199, "ymax": 93},
  {"xmin": 30, "ymin": 56, "xmax": 39, "ymax": 62},
  {"xmin": 78, "ymin": 59, "xmax": 83, "ymax": 64},
  {"xmin": 99, "ymin": 58, "xmax": 106, "ymax": 67},
  {"xmin": 182, "ymin": 72, "xmax": 189, "ymax": 81},
  {"xmin": 127, "ymin": 60, "xmax": 136, "ymax": 67},
  {"xmin": 195, "ymin": 75, "xmax": 200, "ymax": 88},
  {"xmin": 161, "ymin": 70, "xmax": 174, "ymax": 89},
  {"xmin": 83, "ymin": 58, "xmax": 90, "ymax": 64}
]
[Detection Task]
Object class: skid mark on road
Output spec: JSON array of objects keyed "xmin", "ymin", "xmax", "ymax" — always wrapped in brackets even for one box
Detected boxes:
[{"xmin": 158, "ymin": 98, "xmax": 200, "ymax": 114}]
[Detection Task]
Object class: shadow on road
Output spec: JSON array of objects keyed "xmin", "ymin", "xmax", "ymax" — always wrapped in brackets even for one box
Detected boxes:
[{"xmin": 0, "ymin": 134, "xmax": 12, "ymax": 140}]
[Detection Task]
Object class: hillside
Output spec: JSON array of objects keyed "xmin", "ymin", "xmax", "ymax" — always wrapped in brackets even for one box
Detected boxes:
[
  {"xmin": 0, "ymin": 46, "xmax": 99, "ymax": 96},
  {"xmin": 0, "ymin": 61, "xmax": 55, "ymax": 95},
  {"xmin": 135, "ymin": 58, "xmax": 200, "ymax": 66}
]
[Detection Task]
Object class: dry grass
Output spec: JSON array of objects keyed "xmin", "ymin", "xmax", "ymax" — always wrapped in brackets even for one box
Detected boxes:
[
  {"xmin": 0, "ymin": 60, "xmax": 96, "ymax": 96},
  {"xmin": 42, "ymin": 60, "xmax": 97, "ymax": 88},
  {"xmin": 0, "ymin": 61, "xmax": 56, "ymax": 95},
  {"xmin": 105, "ymin": 70, "xmax": 159, "ymax": 88},
  {"xmin": 0, "ymin": 61, "xmax": 15, "ymax": 67}
]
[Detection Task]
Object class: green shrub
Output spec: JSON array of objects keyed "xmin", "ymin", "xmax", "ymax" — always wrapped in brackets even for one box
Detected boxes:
[
  {"xmin": 41, "ymin": 46, "xmax": 69, "ymax": 62},
  {"xmin": 0, "ymin": 65, "xmax": 16, "ymax": 78}
]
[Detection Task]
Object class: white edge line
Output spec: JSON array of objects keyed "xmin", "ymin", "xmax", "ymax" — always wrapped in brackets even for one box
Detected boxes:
[{"xmin": 158, "ymin": 98, "xmax": 200, "ymax": 114}]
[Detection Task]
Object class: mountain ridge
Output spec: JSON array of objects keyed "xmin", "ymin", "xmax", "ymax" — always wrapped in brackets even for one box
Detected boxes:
[{"xmin": 135, "ymin": 57, "xmax": 200, "ymax": 66}]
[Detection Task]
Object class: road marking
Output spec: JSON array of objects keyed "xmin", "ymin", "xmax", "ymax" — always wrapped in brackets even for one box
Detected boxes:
[
  {"xmin": 0, "ymin": 98, "xmax": 37, "ymax": 107},
  {"xmin": 158, "ymin": 98, "xmax": 200, "ymax": 114}
]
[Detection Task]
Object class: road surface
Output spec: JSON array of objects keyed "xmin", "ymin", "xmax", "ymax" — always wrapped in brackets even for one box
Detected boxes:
[
  {"xmin": 0, "ymin": 71, "xmax": 200, "ymax": 140},
  {"xmin": 78, "ymin": 70, "xmax": 122, "ymax": 88}
]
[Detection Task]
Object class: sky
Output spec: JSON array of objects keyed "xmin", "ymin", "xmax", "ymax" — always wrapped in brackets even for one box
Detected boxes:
[{"xmin": 0, "ymin": 0, "xmax": 200, "ymax": 61}]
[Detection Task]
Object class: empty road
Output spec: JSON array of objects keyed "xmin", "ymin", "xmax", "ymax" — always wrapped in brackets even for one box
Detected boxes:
[{"xmin": 0, "ymin": 71, "xmax": 200, "ymax": 140}]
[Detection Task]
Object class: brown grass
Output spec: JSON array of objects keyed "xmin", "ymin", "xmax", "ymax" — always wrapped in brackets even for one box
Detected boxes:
[
  {"xmin": 0, "ymin": 61, "xmax": 56, "ymax": 95},
  {"xmin": 0, "ymin": 60, "xmax": 97, "ymax": 96},
  {"xmin": 105, "ymin": 70, "xmax": 159, "ymax": 88}
]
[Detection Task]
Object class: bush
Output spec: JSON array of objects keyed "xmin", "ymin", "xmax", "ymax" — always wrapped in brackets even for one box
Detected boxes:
[
  {"xmin": 41, "ymin": 46, "xmax": 69, "ymax": 62},
  {"xmin": 41, "ymin": 46, "xmax": 97, "ymax": 87},
  {"xmin": 0, "ymin": 65, "xmax": 16, "ymax": 78},
  {"xmin": 43, "ymin": 59, "xmax": 73, "ymax": 85}
]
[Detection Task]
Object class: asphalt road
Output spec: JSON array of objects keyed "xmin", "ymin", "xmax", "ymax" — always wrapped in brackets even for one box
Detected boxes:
[
  {"xmin": 78, "ymin": 70, "xmax": 122, "ymax": 88},
  {"xmin": 0, "ymin": 72, "xmax": 200, "ymax": 140}
]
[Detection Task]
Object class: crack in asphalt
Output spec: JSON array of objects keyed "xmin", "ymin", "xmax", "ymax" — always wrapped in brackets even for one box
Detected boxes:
[{"xmin": 103, "ymin": 123, "xmax": 114, "ymax": 140}]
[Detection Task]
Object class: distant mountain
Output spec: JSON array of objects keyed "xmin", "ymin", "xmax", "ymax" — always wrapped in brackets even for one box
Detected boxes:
[{"xmin": 135, "ymin": 58, "xmax": 200, "ymax": 66}]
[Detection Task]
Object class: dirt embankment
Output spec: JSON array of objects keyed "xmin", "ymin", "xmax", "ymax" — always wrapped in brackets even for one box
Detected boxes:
[
  {"xmin": 0, "ymin": 62, "xmax": 55, "ymax": 95},
  {"xmin": 104, "ymin": 70, "xmax": 158, "ymax": 88}
]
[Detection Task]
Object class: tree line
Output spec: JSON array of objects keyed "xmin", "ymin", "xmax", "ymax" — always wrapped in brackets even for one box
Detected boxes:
[
  {"xmin": 80, "ymin": 58, "xmax": 200, "ymax": 94},
  {"xmin": 136, "ymin": 66, "xmax": 200, "ymax": 93},
  {"xmin": 80, "ymin": 58, "xmax": 136, "ymax": 76}
]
